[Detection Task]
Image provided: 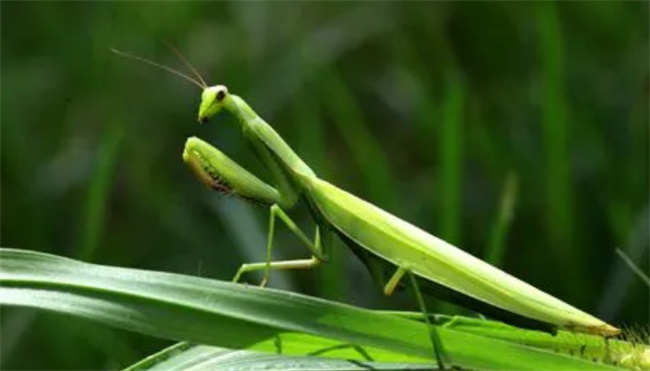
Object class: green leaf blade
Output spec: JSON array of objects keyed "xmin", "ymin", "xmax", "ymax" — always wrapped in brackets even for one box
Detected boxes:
[{"xmin": 0, "ymin": 248, "xmax": 625, "ymax": 371}]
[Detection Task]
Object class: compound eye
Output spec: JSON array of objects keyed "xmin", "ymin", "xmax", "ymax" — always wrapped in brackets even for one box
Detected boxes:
[
  {"xmin": 200, "ymin": 117, "xmax": 209, "ymax": 124},
  {"xmin": 216, "ymin": 89, "xmax": 226, "ymax": 101}
]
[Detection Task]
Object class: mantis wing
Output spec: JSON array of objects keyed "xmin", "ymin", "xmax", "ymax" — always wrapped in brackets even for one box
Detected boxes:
[
  {"xmin": 303, "ymin": 176, "xmax": 619, "ymax": 337},
  {"xmin": 335, "ymin": 227, "xmax": 556, "ymax": 334}
]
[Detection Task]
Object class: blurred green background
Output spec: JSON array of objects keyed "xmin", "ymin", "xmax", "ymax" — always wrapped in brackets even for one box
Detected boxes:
[{"xmin": 1, "ymin": 2, "xmax": 648, "ymax": 369}]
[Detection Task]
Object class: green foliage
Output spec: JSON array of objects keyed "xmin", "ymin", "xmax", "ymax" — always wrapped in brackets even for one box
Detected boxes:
[
  {"xmin": 1, "ymin": 248, "xmax": 635, "ymax": 370},
  {"xmin": 1, "ymin": 2, "xmax": 648, "ymax": 369}
]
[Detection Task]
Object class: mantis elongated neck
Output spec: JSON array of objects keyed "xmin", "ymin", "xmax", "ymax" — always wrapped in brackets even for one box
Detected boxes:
[{"xmin": 224, "ymin": 95, "xmax": 316, "ymax": 205}]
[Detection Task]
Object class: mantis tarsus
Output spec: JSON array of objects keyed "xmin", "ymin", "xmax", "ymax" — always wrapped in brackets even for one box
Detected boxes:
[{"xmin": 113, "ymin": 47, "xmax": 621, "ymax": 368}]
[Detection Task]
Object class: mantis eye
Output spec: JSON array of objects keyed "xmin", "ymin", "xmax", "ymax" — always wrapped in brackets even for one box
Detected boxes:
[{"xmin": 216, "ymin": 89, "xmax": 226, "ymax": 101}]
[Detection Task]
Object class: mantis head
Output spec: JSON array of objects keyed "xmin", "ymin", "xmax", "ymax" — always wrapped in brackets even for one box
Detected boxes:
[
  {"xmin": 111, "ymin": 46, "xmax": 230, "ymax": 124},
  {"xmin": 198, "ymin": 85, "xmax": 230, "ymax": 124}
]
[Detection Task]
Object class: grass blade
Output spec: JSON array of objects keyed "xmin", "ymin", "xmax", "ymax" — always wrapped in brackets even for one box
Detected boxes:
[
  {"xmin": 485, "ymin": 172, "xmax": 519, "ymax": 266},
  {"xmin": 0, "ymin": 248, "xmax": 625, "ymax": 371},
  {"xmin": 616, "ymin": 248, "xmax": 650, "ymax": 287}
]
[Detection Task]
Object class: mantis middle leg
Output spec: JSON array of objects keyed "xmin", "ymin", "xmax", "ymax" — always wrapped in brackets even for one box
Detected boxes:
[{"xmin": 232, "ymin": 204, "xmax": 328, "ymax": 286}]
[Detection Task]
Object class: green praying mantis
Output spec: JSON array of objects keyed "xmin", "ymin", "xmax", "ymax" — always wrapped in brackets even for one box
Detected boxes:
[{"xmin": 112, "ymin": 48, "xmax": 621, "ymax": 357}]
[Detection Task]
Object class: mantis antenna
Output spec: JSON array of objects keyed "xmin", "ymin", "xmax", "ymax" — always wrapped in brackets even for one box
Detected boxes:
[
  {"xmin": 162, "ymin": 41, "xmax": 208, "ymax": 89},
  {"xmin": 111, "ymin": 47, "xmax": 207, "ymax": 90}
]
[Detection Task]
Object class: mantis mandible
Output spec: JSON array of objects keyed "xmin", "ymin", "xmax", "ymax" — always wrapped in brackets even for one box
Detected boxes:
[{"xmin": 113, "ymin": 48, "xmax": 621, "ymax": 344}]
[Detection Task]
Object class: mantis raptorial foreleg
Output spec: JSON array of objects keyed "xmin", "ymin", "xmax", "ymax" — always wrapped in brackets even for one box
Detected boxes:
[
  {"xmin": 181, "ymin": 137, "xmax": 326, "ymax": 285},
  {"xmin": 232, "ymin": 204, "xmax": 326, "ymax": 286}
]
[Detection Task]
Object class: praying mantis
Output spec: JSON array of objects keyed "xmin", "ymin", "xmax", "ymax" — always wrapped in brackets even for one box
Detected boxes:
[{"xmin": 112, "ymin": 48, "xmax": 621, "ymax": 361}]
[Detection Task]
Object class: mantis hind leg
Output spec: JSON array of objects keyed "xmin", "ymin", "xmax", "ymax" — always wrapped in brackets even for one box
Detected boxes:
[
  {"xmin": 383, "ymin": 267, "xmax": 448, "ymax": 370},
  {"xmin": 408, "ymin": 270, "xmax": 447, "ymax": 370},
  {"xmin": 232, "ymin": 204, "xmax": 326, "ymax": 286}
]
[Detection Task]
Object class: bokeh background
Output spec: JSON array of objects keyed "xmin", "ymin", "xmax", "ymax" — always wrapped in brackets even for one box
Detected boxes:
[{"xmin": 1, "ymin": 2, "xmax": 648, "ymax": 369}]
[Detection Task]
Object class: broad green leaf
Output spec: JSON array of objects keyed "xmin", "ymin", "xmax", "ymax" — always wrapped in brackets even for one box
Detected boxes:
[{"xmin": 0, "ymin": 248, "xmax": 624, "ymax": 370}]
